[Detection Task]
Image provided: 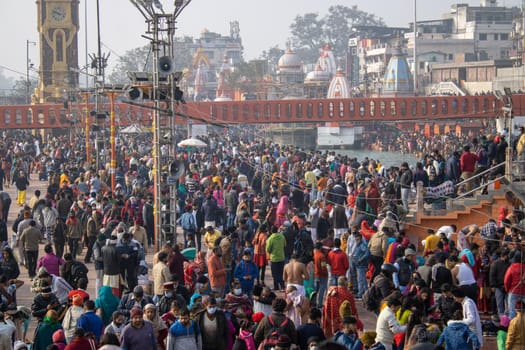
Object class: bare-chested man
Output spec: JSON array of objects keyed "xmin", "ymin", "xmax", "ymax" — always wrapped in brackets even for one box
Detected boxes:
[{"xmin": 283, "ymin": 252, "xmax": 309, "ymax": 296}]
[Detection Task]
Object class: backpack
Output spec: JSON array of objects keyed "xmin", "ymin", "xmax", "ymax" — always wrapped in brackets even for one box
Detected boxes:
[
  {"xmin": 257, "ymin": 315, "xmax": 290, "ymax": 350},
  {"xmin": 293, "ymin": 229, "xmax": 314, "ymax": 263},
  {"xmin": 70, "ymin": 261, "xmax": 88, "ymax": 288},
  {"xmin": 362, "ymin": 278, "xmax": 382, "ymax": 312}
]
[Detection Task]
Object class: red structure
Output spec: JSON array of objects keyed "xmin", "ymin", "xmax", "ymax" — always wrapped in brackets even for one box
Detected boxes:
[{"xmin": 1, "ymin": 94, "xmax": 524, "ymax": 130}]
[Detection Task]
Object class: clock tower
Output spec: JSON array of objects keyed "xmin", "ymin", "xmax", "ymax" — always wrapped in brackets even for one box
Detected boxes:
[{"xmin": 36, "ymin": 0, "xmax": 79, "ymax": 103}]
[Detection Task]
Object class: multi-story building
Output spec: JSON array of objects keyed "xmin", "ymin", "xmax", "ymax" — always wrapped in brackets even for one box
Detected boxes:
[
  {"xmin": 405, "ymin": 0, "xmax": 521, "ymax": 93},
  {"xmin": 348, "ymin": 26, "xmax": 409, "ymax": 96}
]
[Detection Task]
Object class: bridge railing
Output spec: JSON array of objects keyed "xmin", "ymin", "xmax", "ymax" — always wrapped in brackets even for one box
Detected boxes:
[{"xmin": 0, "ymin": 94, "xmax": 520, "ymax": 129}]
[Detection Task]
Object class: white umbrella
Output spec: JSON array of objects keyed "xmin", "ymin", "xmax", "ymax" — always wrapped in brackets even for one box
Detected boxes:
[
  {"xmin": 177, "ymin": 138, "xmax": 207, "ymax": 148},
  {"xmin": 119, "ymin": 124, "xmax": 144, "ymax": 134}
]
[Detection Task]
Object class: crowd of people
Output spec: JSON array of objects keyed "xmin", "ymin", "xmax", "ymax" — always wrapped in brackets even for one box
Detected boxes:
[{"xmin": 0, "ymin": 124, "xmax": 524, "ymax": 350}]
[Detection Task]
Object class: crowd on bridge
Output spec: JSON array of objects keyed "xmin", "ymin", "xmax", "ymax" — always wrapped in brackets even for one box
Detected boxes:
[{"xmin": 0, "ymin": 123, "xmax": 525, "ymax": 350}]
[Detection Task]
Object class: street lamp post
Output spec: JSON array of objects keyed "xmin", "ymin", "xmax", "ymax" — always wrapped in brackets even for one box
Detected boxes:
[
  {"xmin": 129, "ymin": 0, "xmax": 192, "ymax": 251},
  {"xmin": 26, "ymin": 40, "xmax": 36, "ymax": 104}
]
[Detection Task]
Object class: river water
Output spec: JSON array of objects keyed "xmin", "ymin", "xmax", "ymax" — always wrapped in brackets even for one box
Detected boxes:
[{"xmin": 326, "ymin": 149, "xmax": 418, "ymax": 169}]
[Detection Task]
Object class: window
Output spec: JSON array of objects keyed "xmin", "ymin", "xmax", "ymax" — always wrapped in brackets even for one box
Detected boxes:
[
  {"xmin": 348, "ymin": 102, "xmax": 355, "ymax": 116},
  {"xmin": 226, "ymin": 51, "xmax": 240, "ymax": 60},
  {"xmin": 4, "ymin": 109, "xmax": 10, "ymax": 125},
  {"xmin": 448, "ymin": 54, "xmax": 453, "ymax": 60},
  {"xmin": 297, "ymin": 103, "xmax": 303, "ymax": 118},
  {"xmin": 501, "ymin": 33, "xmax": 509, "ymax": 40},
  {"xmin": 307, "ymin": 103, "xmax": 313, "ymax": 118},
  {"xmin": 359, "ymin": 102, "xmax": 366, "ymax": 117},
  {"xmin": 221, "ymin": 105, "xmax": 229, "ymax": 120},
  {"xmin": 452, "ymin": 99, "xmax": 458, "ymax": 113},
  {"xmin": 27, "ymin": 108, "xmax": 33, "ymax": 124},
  {"xmin": 390, "ymin": 101, "xmax": 396, "ymax": 116},
  {"xmin": 479, "ymin": 33, "xmax": 487, "ymax": 41},
  {"xmin": 15, "ymin": 110, "xmax": 22, "ymax": 125},
  {"xmin": 264, "ymin": 104, "xmax": 271, "ymax": 119},
  {"xmin": 242, "ymin": 104, "xmax": 249, "ymax": 120},
  {"xmin": 400, "ymin": 101, "xmax": 407, "ymax": 116}
]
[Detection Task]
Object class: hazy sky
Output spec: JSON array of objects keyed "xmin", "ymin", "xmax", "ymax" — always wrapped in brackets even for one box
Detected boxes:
[{"xmin": 0, "ymin": 0, "xmax": 522, "ymax": 81}]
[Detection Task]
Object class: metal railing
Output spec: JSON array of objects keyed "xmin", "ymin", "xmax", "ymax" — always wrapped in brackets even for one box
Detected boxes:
[{"xmin": 453, "ymin": 161, "xmax": 505, "ymax": 201}]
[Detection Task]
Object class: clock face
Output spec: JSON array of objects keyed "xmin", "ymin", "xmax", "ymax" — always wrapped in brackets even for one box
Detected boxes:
[{"xmin": 51, "ymin": 6, "xmax": 66, "ymax": 21}]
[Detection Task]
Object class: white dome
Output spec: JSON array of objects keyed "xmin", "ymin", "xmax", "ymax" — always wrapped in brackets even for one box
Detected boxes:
[
  {"xmin": 305, "ymin": 65, "xmax": 331, "ymax": 83},
  {"xmin": 278, "ymin": 49, "xmax": 302, "ymax": 72}
]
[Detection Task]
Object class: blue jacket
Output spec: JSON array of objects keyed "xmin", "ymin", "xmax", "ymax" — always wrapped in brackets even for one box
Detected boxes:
[
  {"xmin": 333, "ymin": 331, "xmax": 362, "ymax": 350},
  {"xmin": 437, "ymin": 321, "xmax": 480, "ymax": 350},
  {"xmin": 352, "ymin": 241, "xmax": 370, "ymax": 268},
  {"xmin": 233, "ymin": 259, "xmax": 258, "ymax": 292},
  {"xmin": 77, "ymin": 310, "xmax": 103, "ymax": 342}
]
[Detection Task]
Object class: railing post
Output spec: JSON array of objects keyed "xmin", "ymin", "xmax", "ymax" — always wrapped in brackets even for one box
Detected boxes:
[
  {"xmin": 446, "ymin": 197, "xmax": 453, "ymax": 211},
  {"xmin": 416, "ymin": 181, "xmax": 424, "ymax": 212}
]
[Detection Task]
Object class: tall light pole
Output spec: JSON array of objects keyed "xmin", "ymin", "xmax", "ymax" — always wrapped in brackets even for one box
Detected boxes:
[
  {"xmin": 413, "ymin": 0, "xmax": 418, "ymax": 95},
  {"xmin": 89, "ymin": 0, "xmax": 110, "ymax": 171},
  {"xmin": 26, "ymin": 40, "xmax": 36, "ymax": 104},
  {"xmin": 129, "ymin": 0, "xmax": 192, "ymax": 251}
]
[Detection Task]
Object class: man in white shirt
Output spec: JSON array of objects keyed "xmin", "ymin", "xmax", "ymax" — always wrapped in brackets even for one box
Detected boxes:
[
  {"xmin": 375, "ymin": 298, "xmax": 407, "ymax": 350},
  {"xmin": 437, "ymin": 224, "xmax": 457, "ymax": 241},
  {"xmin": 39, "ymin": 271, "xmax": 73, "ymax": 305},
  {"xmin": 452, "ymin": 287, "xmax": 483, "ymax": 348}
]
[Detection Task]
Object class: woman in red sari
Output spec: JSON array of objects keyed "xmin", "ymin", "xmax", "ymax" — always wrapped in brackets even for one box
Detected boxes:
[
  {"xmin": 322, "ymin": 276, "xmax": 362, "ymax": 338},
  {"xmin": 252, "ymin": 224, "xmax": 268, "ymax": 286}
]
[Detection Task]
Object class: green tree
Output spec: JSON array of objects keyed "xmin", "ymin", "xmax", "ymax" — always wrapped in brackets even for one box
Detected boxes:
[
  {"xmin": 289, "ymin": 5, "xmax": 384, "ymax": 63},
  {"xmin": 289, "ymin": 13, "xmax": 326, "ymax": 63}
]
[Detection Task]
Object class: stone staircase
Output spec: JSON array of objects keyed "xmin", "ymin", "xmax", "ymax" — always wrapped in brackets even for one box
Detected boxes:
[{"xmin": 404, "ymin": 188, "xmax": 510, "ymax": 250}]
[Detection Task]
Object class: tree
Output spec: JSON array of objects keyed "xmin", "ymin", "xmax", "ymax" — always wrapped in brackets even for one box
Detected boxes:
[
  {"xmin": 0, "ymin": 69, "xmax": 15, "ymax": 91},
  {"xmin": 173, "ymin": 36, "xmax": 194, "ymax": 72},
  {"xmin": 325, "ymin": 5, "xmax": 384, "ymax": 56},
  {"xmin": 226, "ymin": 61, "xmax": 259, "ymax": 92},
  {"xmin": 260, "ymin": 46, "xmax": 285, "ymax": 67},
  {"xmin": 289, "ymin": 13, "xmax": 326, "ymax": 64},
  {"xmin": 289, "ymin": 5, "xmax": 384, "ymax": 63},
  {"xmin": 106, "ymin": 45, "xmax": 152, "ymax": 84},
  {"xmin": 106, "ymin": 36, "xmax": 194, "ymax": 84}
]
